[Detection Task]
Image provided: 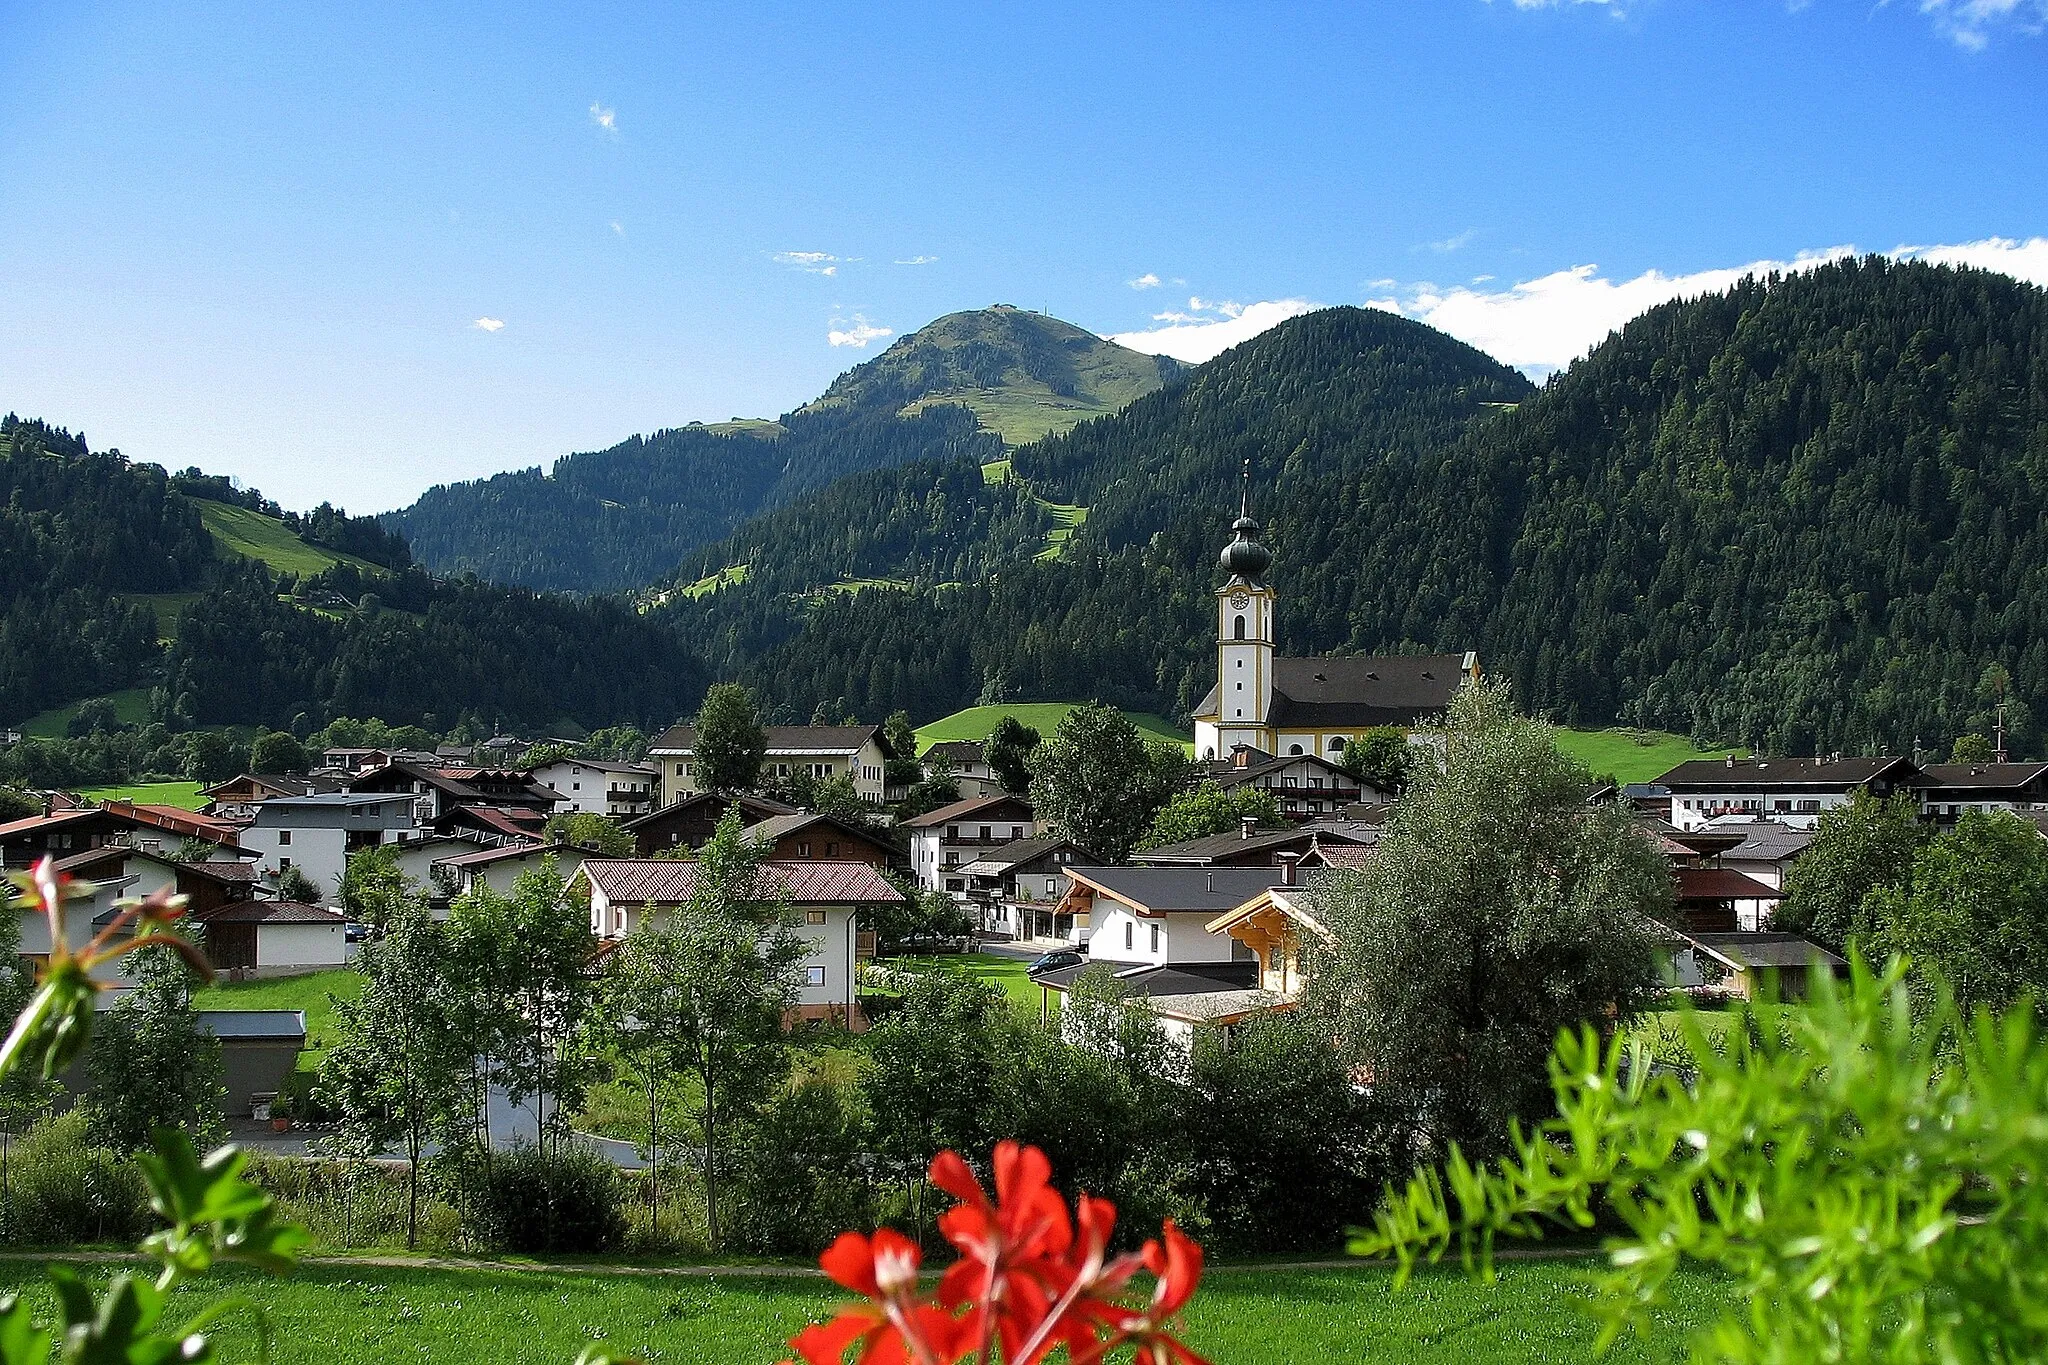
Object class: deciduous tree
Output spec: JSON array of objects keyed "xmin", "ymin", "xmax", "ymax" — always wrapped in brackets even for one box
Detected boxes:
[
  {"xmin": 1028, "ymin": 704, "xmax": 1190, "ymax": 864},
  {"xmin": 694, "ymin": 683, "xmax": 767, "ymax": 794},
  {"xmin": 1773, "ymin": 787, "xmax": 1925, "ymax": 951},
  {"xmin": 1868, "ymin": 810, "xmax": 2048, "ymax": 1020}
]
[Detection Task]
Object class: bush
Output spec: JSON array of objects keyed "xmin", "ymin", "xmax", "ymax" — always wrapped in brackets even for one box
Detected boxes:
[
  {"xmin": 440, "ymin": 1142, "xmax": 627, "ymax": 1254},
  {"xmin": 725, "ymin": 1076, "xmax": 876, "ymax": 1256},
  {"xmin": 0, "ymin": 1111, "xmax": 151, "ymax": 1247},
  {"xmin": 248, "ymin": 1153, "xmax": 420, "ymax": 1250}
]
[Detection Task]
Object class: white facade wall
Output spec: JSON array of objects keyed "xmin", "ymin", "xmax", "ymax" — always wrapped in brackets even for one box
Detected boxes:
[
  {"xmin": 256, "ymin": 922, "xmax": 348, "ymax": 968},
  {"xmin": 530, "ymin": 762, "xmax": 656, "ymax": 817},
  {"xmin": 792, "ymin": 905, "xmax": 858, "ymax": 1012},
  {"xmin": 1668, "ymin": 790, "xmax": 1847, "ymax": 831},
  {"xmin": 1086, "ymin": 907, "xmax": 1238, "ymax": 966},
  {"xmin": 241, "ymin": 825, "xmax": 350, "ymax": 903}
]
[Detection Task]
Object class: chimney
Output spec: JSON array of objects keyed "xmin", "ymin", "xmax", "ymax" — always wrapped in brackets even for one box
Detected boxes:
[
  {"xmin": 1276, "ymin": 851, "xmax": 1299, "ymax": 886},
  {"xmin": 1240, "ymin": 816, "xmax": 1258, "ymax": 840}
]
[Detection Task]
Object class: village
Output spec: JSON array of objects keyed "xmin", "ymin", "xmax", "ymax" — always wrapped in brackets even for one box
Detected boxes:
[{"xmin": 9, "ymin": 508, "xmax": 2041, "ymax": 1124}]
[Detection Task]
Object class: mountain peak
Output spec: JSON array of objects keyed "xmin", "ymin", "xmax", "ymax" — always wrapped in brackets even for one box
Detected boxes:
[{"xmin": 799, "ymin": 306, "xmax": 1184, "ymax": 446}]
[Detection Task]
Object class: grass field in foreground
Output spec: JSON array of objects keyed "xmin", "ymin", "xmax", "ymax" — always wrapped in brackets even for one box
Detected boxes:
[
  {"xmin": 194, "ymin": 969, "xmax": 364, "ymax": 1060},
  {"xmin": 0, "ymin": 1257, "xmax": 1720, "ymax": 1365},
  {"xmin": 1554, "ymin": 727, "xmax": 1745, "ymax": 787},
  {"xmin": 915, "ymin": 703, "xmax": 1192, "ymax": 755},
  {"xmin": 73, "ymin": 780, "xmax": 209, "ymax": 810}
]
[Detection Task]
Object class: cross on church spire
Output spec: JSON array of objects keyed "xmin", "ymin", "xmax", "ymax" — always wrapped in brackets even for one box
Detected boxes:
[{"xmin": 1240, "ymin": 458, "xmax": 1251, "ymax": 518}]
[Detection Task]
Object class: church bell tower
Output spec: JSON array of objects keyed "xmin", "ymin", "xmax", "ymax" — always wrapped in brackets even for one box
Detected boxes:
[{"xmin": 1215, "ymin": 469, "xmax": 1275, "ymax": 752}]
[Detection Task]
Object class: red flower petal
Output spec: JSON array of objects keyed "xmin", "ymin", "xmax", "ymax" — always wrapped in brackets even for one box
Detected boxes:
[{"xmin": 819, "ymin": 1231, "xmax": 883, "ymax": 1297}]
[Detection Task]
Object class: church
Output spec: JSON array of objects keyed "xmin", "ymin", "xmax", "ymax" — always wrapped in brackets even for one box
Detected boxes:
[{"xmin": 1190, "ymin": 506, "xmax": 1479, "ymax": 762}]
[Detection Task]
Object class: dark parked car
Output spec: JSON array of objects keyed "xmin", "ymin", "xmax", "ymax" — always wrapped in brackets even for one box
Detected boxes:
[{"xmin": 1027, "ymin": 949, "xmax": 1085, "ymax": 976}]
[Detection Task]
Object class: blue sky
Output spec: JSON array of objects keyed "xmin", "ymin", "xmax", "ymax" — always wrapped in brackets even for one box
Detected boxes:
[{"xmin": 1, "ymin": 0, "xmax": 2043, "ymax": 511}]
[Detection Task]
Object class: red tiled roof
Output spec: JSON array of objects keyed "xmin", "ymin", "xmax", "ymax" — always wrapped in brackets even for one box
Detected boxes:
[
  {"xmin": 1308, "ymin": 844, "xmax": 1374, "ymax": 870},
  {"xmin": 192, "ymin": 900, "xmax": 345, "ymax": 925},
  {"xmin": 0, "ymin": 809, "xmax": 107, "ymax": 839},
  {"xmin": 581, "ymin": 858, "xmax": 905, "ymax": 906}
]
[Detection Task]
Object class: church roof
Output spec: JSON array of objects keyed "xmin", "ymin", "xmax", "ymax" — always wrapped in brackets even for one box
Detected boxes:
[{"xmin": 1194, "ymin": 653, "xmax": 1471, "ymax": 729}]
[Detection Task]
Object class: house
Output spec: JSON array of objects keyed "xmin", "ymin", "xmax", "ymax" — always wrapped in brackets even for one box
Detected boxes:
[
  {"xmin": 93, "ymin": 800, "xmax": 244, "ymax": 855},
  {"xmin": 1667, "ymin": 931, "xmax": 1847, "ymax": 1001},
  {"xmin": 901, "ymin": 795, "xmax": 1039, "ymax": 895},
  {"xmin": 17, "ymin": 847, "xmax": 139, "ymax": 975},
  {"xmin": 1716, "ymin": 820, "xmax": 1817, "ymax": 930},
  {"xmin": 238, "ymin": 793, "xmax": 421, "ymax": 904},
  {"xmin": 525, "ymin": 757, "xmax": 659, "ymax": 818},
  {"xmin": 1025, "ymin": 959, "xmax": 1271, "ymax": 1052},
  {"xmin": 1206, "ymin": 875, "xmax": 1333, "ymax": 998},
  {"xmin": 622, "ymin": 792, "xmax": 798, "ymax": 856},
  {"xmin": 1670, "ymin": 866, "xmax": 1786, "ymax": 933},
  {"xmin": 200, "ymin": 773, "xmax": 344, "ymax": 820},
  {"xmin": 1201, "ymin": 745, "xmax": 1383, "ymax": 820},
  {"xmin": 1132, "ymin": 819, "xmax": 1379, "ymax": 868},
  {"xmin": 1190, "ymin": 505, "xmax": 1476, "ymax": 761},
  {"xmin": 743, "ymin": 812, "xmax": 894, "ymax": 867},
  {"xmin": 648, "ymin": 724, "xmax": 892, "ymax": 805},
  {"xmin": 954, "ymin": 836, "xmax": 1095, "ymax": 940},
  {"xmin": 1915, "ymin": 762, "xmax": 2048, "ymax": 824},
  {"xmin": 1657, "ymin": 756, "xmax": 1920, "ymax": 831},
  {"xmin": 190, "ymin": 900, "xmax": 348, "ymax": 975},
  {"xmin": 117, "ymin": 848, "xmax": 263, "ymax": 918},
  {"xmin": 346, "ymin": 760, "xmax": 563, "ymax": 836},
  {"xmin": 918, "ymin": 740, "xmax": 1007, "ymax": 800},
  {"xmin": 1060, "ymin": 865, "xmax": 1276, "ymax": 965},
  {"xmin": 431, "ymin": 841, "xmax": 587, "ymax": 898},
  {"xmin": 389, "ymin": 834, "xmax": 492, "ymax": 895},
  {"xmin": 576, "ymin": 858, "xmax": 905, "ymax": 1025},
  {"xmin": 61, "ymin": 1003, "xmax": 309, "ymax": 1117},
  {"xmin": 319, "ymin": 747, "xmax": 437, "ymax": 775},
  {"xmin": 0, "ymin": 808, "xmax": 132, "ymax": 868}
]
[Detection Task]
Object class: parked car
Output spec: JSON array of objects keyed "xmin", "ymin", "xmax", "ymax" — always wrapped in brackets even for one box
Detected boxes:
[
  {"xmin": 1027, "ymin": 949, "xmax": 1085, "ymax": 976},
  {"xmin": 345, "ymin": 921, "xmax": 370, "ymax": 943}
]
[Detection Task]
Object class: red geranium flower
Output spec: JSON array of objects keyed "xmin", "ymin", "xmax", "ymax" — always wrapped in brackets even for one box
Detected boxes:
[{"xmin": 787, "ymin": 1229, "xmax": 961, "ymax": 1365}]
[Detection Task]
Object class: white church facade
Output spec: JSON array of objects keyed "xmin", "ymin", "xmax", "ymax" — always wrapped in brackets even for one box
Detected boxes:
[{"xmin": 1189, "ymin": 506, "xmax": 1479, "ymax": 761}]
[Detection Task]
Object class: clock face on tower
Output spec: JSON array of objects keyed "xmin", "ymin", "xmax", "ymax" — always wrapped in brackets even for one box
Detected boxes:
[{"xmin": 1229, "ymin": 591, "xmax": 1250, "ymax": 610}]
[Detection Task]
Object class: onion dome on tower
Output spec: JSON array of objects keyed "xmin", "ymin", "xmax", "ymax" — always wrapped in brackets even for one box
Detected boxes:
[{"xmin": 1219, "ymin": 515, "xmax": 1272, "ymax": 584}]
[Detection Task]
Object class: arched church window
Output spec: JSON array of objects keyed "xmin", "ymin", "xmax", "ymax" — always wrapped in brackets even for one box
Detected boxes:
[
  {"xmin": 1233, "ymin": 615, "xmax": 1246, "ymax": 640},
  {"xmin": 1328, "ymin": 737, "xmax": 1346, "ymax": 752},
  {"xmin": 1288, "ymin": 744, "xmax": 1303, "ymax": 756}
]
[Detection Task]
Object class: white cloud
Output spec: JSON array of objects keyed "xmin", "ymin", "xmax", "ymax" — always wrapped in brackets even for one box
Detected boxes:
[
  {"xmin": 589, "ymin": 102, "xmax": 617, "ymax": 133},
  {"xmin": 1913, "ymin": 0, "xmax": 2048, "ymax": 49},
  {"xmin": 1369, "ymin": 235, "xmax": 2048, "ymax": 377},
  {"xmin": 609, "ymin": 220, "xmax": 624, "ymax": 237},
  {"xmin": 894, "ymin": 255, "xmax": 939, "ymax": 265},
  {"xmin": 1128, "ymin": 272, "xmax": 1162, "ymax": 289},
  {"xmin": 1111, "ymin": 298, "xmax": 1318, "ymax": 363},
  {"xmin": 473, "ymin": 317, "xmax": 505, "ymax": 333},
  {"xmin": 1429, "ymin": 229, "xmax": 1478, "ymax": 253},
  {"xmin": 827, "ymin": 314, "xmax": 893, "ymax": 348},
  {"xmin": 1487, "ymin": 0, "xmax": 1629, "ymax": 11},
  {"xmin": 774, "ymin": 250, "xmax": 847, "ymax": 276}
]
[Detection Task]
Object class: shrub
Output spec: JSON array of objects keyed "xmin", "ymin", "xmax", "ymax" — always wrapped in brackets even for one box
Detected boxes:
[
  {"xmin": 440, "ymin": 1141, "xmax": 627, "ymax": 1254},
  {"xmin": 0, "ymin": 1111, "xmax": 151, "ymax": 1246},
  {"xmin": 248, "ymin": 1153, "xmax": 418, "ymax": 1250},
  {"xmin": 726, "ymin": 1075, "xmax": 876, "ymax": 1256}
]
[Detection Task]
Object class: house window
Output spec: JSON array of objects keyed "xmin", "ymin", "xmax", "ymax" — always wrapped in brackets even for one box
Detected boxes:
[
  {"xmin": 1125, "ymin": 922, "xmax": 1133, "ymax": 950},
  {"xmin": 1045, "ymin": 877, "xmax": 1057, "ymax": 895},
  {"xmin": 279, "ymin": 858, "xmax": 292, "ymax": 871},
  {"xmin": 1288, "ymin": 744, "xmax": 1303, "ymax": 756},
  {"xmin": 1310, "ymin": 777, "xmax": 1323, "ymax": 789},
  {"xmin": 979, "ymin": 826, "xmax": 992, "ymax": 841},
  {"xmin": 825, "ymin": 841, "xmax": 839, "ymax": 857},
  {"xmin": 676, "ymin": 764, "xmax": 686, "ymax": 777},
  {"xmin": 277, "ymin": 831, "xmax": 292, "ymax": 846},
  {"xmin": 1284, "ymin": 777, "xmax": 1297, "ymax": 788},
  {"xmin": 1010, "ymin": 826, "xmax": 1024, "ymax": 840},
  {"xmin": 1149, "ymin": 924, "xmax": 1160, "ymax": 953},
  {"xmin": 797, "ymin": 842, "xmax": 812, "ymax": 857},
  {"xmin": 805, "ymin": 909, "xmax": 827, "ymax": 925},
  {"xmin": 945, "ymin": 826, "xmax": 959, "ymax": 840},
  {"xmin": 806, "ymin": 966, "xmax": 826, "ymax": 987},
  {"xmin": 1328, "ymin": 737, "xmax": 1345, "ymax": 752}
]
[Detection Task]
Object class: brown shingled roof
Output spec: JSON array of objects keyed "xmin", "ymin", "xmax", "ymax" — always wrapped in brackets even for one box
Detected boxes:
[{"xmin": 581, "ymin": 859, "xmax": 905, "ymax": 905}]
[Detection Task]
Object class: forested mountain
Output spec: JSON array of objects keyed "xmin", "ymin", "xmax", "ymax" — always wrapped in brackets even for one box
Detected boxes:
[
  {"xmin": 667, "ymin": 259, "xmax": 2048, "ymax": 757},
  {"xmin": 0, "ymin": 417, "xmax": 706, "ymax": 734},
  {"xmin": 384, "ymin": 308, "xmax": 1179, "ymax": 594}
]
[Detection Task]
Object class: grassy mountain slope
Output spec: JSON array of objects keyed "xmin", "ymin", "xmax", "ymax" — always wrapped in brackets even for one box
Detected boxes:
[
  {"xmin": 915, "ymin": 702, "xmax": 1192, "ymax": 753},
  {"xmin": 676, "ymin": 259, "xmax": 2048, "ymax": 756},
  {"xmin": 194, "ymin": 499, "xmax": 390, "ymax": 577},
  {"xmin": 385, "ymin": 308, "xmax": 1180, "ymax": 594}
]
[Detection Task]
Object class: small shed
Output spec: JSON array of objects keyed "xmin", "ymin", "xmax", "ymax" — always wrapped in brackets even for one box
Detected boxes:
[{"xmin": 190, "ymin": 900, "xmax": 348, "ymax": 974}]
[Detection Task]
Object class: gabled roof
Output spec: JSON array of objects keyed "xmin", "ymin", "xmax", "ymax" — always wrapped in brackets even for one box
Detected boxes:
[
  {"xmin": 451, "ymin": 805, "xmax": 545, "ymax": 840},
  {"xmin": 621, "ymin": 792, "xmax": 798, "ymax": 830},
  {"xmin": 432, "ymin": 841, "xmax": 575, "ymax": 869},
  {"xmin": 1304, "ymin": 842, "xmax": 1374, "ymax": 870},
  {"xmin": 1720, "ymin": 821, "xmax": 1818, "ymax": 863},
  {"xmin": 0, "ymin": 808, "xmax": 112, "ymax": 840},
  {"xmin": 956, "ymin": 836, "xmax": 1093, "ymax": 878},
  {"xmin": 1132, "ymin": 819, "xmax": 1377, "ymax": 867},
  {"xmin": 192, "ymin": 900, "xmax": 344, "ymax": 925},
  {"xmin": 1207, "ymin": 750, "xmax": 1361, "ymax": 789},
  {"xmin": 743, "ymin": 811, "xmax": 889, "ymax": 847},
  {"xmin": 1683, "ymin": 931, "xmax": 1845, "ymax": 971},
  {"xmin": 900, "ymin": 794, "xmax": 1035, "ymax": 829},
  {"xmin": 920, "ymin": 740, "xmax": 991, "ymax": 765},
  {"xmin": 579, "ymin": 858, "xmax": 905, "ymax": 906},
  {"xmin": 1673, "ymin": 867, "xmax": 1784, "ymax": 901},
  {"xmin": 1065, "ymin": 866, "xmax": 1282, "ymax": 916},
  {"xmin": 525, "ymin": 757, "xmax": 657, "ymax": 777},
  {"xmin": 1029, "ymin": 959, "xmax": 1259, "ymax": 997},
  {"xmin": 1206, "ymin": 885, "xmax": 1335, "ymax": 941},
  {"xmin": 1193, "ymin": 652, "xmax": 1472, "ymax": 729},
  {"xmin": 1656, "ymin": 756, "xmax": 1916, "ymax": 791},
  {"xmin": 200, "ymin": 773, "xmax": 343, "ymax": 799},
  {"xmin": 649, "ymin": 724, "xmax": 886, "ymax": 757}
]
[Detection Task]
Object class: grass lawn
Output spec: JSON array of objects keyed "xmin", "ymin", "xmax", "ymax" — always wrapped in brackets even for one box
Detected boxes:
[
  {"xmin": 880, "ymin": 951, "xmax": 1048, "ymax": 1015},
  {"xmin": 0, "ymin": 1256, "xmax": 1720, "ymax": 1365},
  {"xmin": 193, "ymin": 969, "xmax": 364, "ymax": 1059},
  {"xmin": 916, "ymin": 703, "xmax": 1192, "ymax": 755},
  {"xmin": 74, "ymin": 780, "xmax": 209, "ymax": 810},
  {"xmin": 19, "ymin": 687, "xmax": 155, "ymax": 739},
  {"xmin": 193, "ymin": 499, "xmax": 389, "ymax": 579},
  {"xmin": 122, "ymin": 590, "xmax": 204, "ymax": 642},
  {"xmin": 1555, "ymin": 727, "xmax": 1744, "ymax": 787},
  {"xmin": 675, "ymin": 564, "xmax": 750, "ymax": 599}
]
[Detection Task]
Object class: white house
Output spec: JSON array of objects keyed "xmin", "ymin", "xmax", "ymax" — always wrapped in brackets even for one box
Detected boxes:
[
  {"xmin": 917, "ymin": 741, "xmax": 1008, "ymax": 800},
  {"xmin": 900, "ymin": 795, "xmax": 1039, "ymax": 896},
  {"xmin": 575, "ymin": 858, "xmax": 903, "ymax": 1024},
  {"xmin": 525, "ymin": 758, "xmax": 659, "ymax": 818},
  {"xmin": 648, "ymin": 724, "xmax": 892, "ymax": 805},
  {"xmin": 1060, "ymin": 865, "xmax": 1276, "ymax": 966},
  {"xmin": 238, "ymin": 793, "xmax": 421, "ymax": 904},
  {"xmin": 433, "ymin": 842, "xmax": 587, "ymax": 899},
  {"xmin": 1916, "ymin": 762, "xmax": 2048, "ymax": 823},
  {"xmin": 190, "ymin": 900, "xmax": 348, "ymax": 975},
  {"xmin": 1716, "ymin": 820, "xmax": 1818, "ymax": 931},
  {"xmin": 1658, "ymin": 756, "xmax": 1919, "ymax": 831}
]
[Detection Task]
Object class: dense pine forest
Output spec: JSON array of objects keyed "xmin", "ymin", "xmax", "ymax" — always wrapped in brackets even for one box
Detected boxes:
[
  {"xmin": 6, "ymin": 257, "xmax": 2044, "ymax": 758},
  {"xmin": 386, "ymin": 308, "xmax": 1179, "ymax": 594},
  {"xmin": 666, "ymin": 258, "xmax": 2048, "ymax": 756}
]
